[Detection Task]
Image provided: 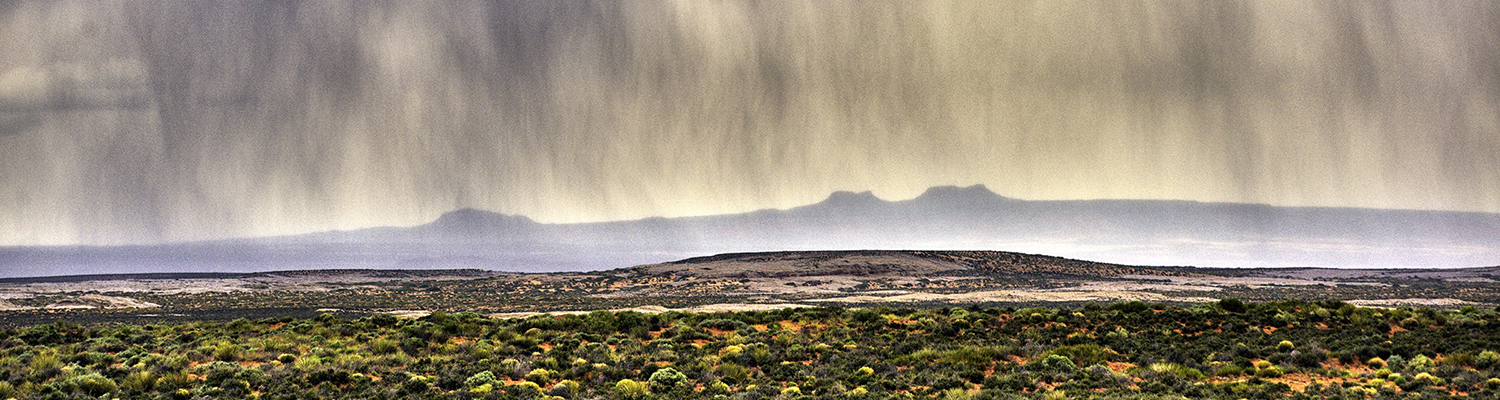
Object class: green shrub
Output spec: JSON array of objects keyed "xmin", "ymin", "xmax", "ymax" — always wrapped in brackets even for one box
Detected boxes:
[
  {"xmin": 513, "ymin": 380, "xmax": 545, "ymax": 397},
  {"xmin": 1385, "ymin": 355, "xmax": 1406, "ymax": 370},
  {"xmin": 1039, "ymin": 354, "xmax": 1077, "ymax": 373},
  {"xmin": 370, "ymin": 338, "xmax": 399, "ymax": 355},
  {"xmin": 1043, "ymin": 344, "xmax": 1115, "ymax": 367},
  {"xmin": 29, "ymin": 351, "xmax": 60, "ymax": 371},
  {"xmin": 213, "ymin": 342, "xmax": 243, "ymax": 361},
  {"xmin": 293, "ymin": 355, "xmax": 322, "ymax": 371},
  {"xmin": 73, "ymin": 351, "xmax": 116, "ymax": 367},
  {"xmin": 1480, "ymin": 350, "xmax": 1500, "ymax": 368},
  {"xmin": 716, "ymin": 363, "xmax": 751, "ymax": 383},
  {"xmin": 121, "ymin": 371, "xmax": 156, "ymax": 392},
  {"xmin": 466, "ymin": 371, "xmax": 499, "ymax": 388},
  {"xmin": 549, "ymin": 379, "xmax": 581, "ymax": 398},
  {"xmin": 471, "ymin": 383, "xmax": 494, "ymax": 394},
  {"xmin": 1439, "ymin": 352, "xmax": 1474, "ymax": 368},
  {"xmin": 197, "ymin": 361, "xmax": 245, "ymax": 387},
  {"xmin": 1412, "ymin": 372, "xmax": 1442, "ymax": 385},
  {"xmin": 155, "ymin": 371, "xmax": 193, "ymax": 390},
  {"xmin": 648, "ymin": 367, "xmax": 688, "ymax": 393},
  {"xmin": 1218, "ymin": 298, "xmax": 1248, "ymax": 313},
  {"xmin": 1486, "ymin": 377, "xmax": 1500, "ymax": 390},
  {"xmin": 1292, "ymin": 349, "xmax": 1325, "ymax": 367},
  {"xmin": 720, "ymin": 344, "xmax": 743, "ymax": 358},
  {"xmin": 70, "ymin": 373, "xmax": 118, "ymax": 396},
  {"xmin": 614, "ymin": 379, "xmax": 650, "ymax": 399},
  {"xmin": 697, "ymin": 319, "xmax": 749, "ymax": 331},
  {"xmin": 1311, "ymin": 308, "xmax": 1331, "ymax": 320},
  {"xmin": 1407, "ymin": 354, "xmax": 1434, "ymax": 372},
  {"xmin": 706, "ymin": 380, "xmax": 731, "ymax": 395},
  {"xmin": 1146, "ymin": 363, "xmax": 1204, "ymax": 380},
  {"xmin": 527, "ymin": 368, "xmax": 555, "ymax": 384},
  {"xmin": 400, "ymin": 377, "xmax": 430, "ymax": 394}
]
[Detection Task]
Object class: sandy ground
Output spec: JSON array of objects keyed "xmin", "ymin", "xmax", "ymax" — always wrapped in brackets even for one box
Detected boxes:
[
  {"xmin": 808, "ymin": 289, "xmax": 1216, "ymax": 304},
  {"xmin": 1256, "ymin": 266, "xmax": 1500, "ymax": 281},
  {"xmin": 78, "ymin": 294, "xmax": 159, "ymax": 308},
  {"xmin": 1346, "ymin": 298, "xmax": 1481, "ymax": 308},
  {"xmin": 1118, "ymin": 275, "xmax": 1386, "ymax": 288},
  {"xmin": 385, "ymin": 310, "xmax": 436, "ymax": 318},
  {"xmin": 487, "ymin": 303, "xmax": 812, "ymax": 319},
  {"xmin": 640, "ymin": 252, "xmax": 967, "ymax": 278},
  {"xmin": 0, "ymin": 271, "xmax": 494, "ymax": 311},
  {"xmin": 741, "ymin": 276, "xmax": 869, "ymax": 294},
  {"xmin": 1069, "ymin": 281, "xmax": 1225, "ymax": 292},
  {"xmin": 0, "ymin": 271, "xmax": 491, "ymax": 297},
  {"xmin": 4, "ymin": 294, "xmax": 164, "ymax": 310},
  {"xmin": 43, "ymin": 294, "xmax": 160, "ymax": 309}
]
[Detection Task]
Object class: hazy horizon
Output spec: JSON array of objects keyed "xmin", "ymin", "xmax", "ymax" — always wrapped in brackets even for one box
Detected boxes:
[
  {"xmin": 12, "ymin": 183, "xmax": 1500, "ymax": 249},
  {"xmin": 6, "ymin": 180, "xmax": 1500, "ymax": 278}
]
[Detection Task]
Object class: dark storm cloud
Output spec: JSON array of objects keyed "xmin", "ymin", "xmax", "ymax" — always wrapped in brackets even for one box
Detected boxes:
[{"xmin": 0, "ymin": 0, "xmax": 1497, "ymax": 245}]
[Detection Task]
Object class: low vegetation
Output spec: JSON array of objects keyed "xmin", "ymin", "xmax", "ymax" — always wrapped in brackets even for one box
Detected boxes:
[{"xmin": 2, "ymin": 300, "xmax": 1500, "ymax": 399}]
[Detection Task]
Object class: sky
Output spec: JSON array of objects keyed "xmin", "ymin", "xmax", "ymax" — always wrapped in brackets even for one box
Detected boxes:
[{"xmin": 0, "ymin": 1, "xmax": 1497, "ymax": 246}]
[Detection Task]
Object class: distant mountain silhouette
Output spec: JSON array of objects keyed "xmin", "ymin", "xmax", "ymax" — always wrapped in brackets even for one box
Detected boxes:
[
  {"xmin": 912, "ymin": 184, "xmax": 1011, "ymax": 204},
  {"xmin": 4, "ymin": 185, "xmax": 1500, "ymax": 277},
  {"xmin": 419, "ymin": 208, "xmax": 538, "ymax": 240},
  {"xmin": 806, "ymin": 190, "xmax": 888, "ymax": 210}
]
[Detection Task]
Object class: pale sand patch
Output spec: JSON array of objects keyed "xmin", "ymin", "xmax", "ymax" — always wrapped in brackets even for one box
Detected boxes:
[
  {"xmin": 1121, "ymin": 275, "xmax": 1386, "ymax": 288},
  {"xmin": 1070, "ymin": 281, "xmax": 1223, "ymax": 292},
  {"xmin": 80, "ymin": 294, "xmax": 159, "ymax": 308},
  {"xmin": 672, "ymin": 303, "xmax": 810, "ymax": 313},
  {"xmin": 0, "ymin": 271, "xmax": 495, "ymax": 296},
  {"xmin": 1347, "ymin": 298, "xmax": 1482, "ymax": 308},
  {"xmin": 639, "ymin": 252, "xmax": 966, "ymax": 278},
  {"xmin": 808, "ymin": 290, "xmax": 1216, "ymax": 304},
  {"xmin": 488, "ymin": 303, "xmax": 811, "ymax": 319},
  {"xmin": 387, "ymin": 310, "xmax": 434, "ymax": 318},
  {"xmin": 0, "ymin": 298, "xmax": 30, "ymax": 311},
  {"xmin": 45, "ymin": 303, "xmax": 96, "ymax": 309},
  {"xmin": 44, "ymin": 294, "xmax": 159, "ymax": 309}
]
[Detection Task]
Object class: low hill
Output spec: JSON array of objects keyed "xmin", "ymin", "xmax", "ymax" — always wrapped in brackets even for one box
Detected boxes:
[{"xmin": 634, "ymin": 250, "xmax": 1206, "ymax": 279}]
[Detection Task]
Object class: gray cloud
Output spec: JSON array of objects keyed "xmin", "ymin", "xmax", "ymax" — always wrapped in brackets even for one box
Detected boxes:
[
  {"xmin": 0, "ymin": 0, "xmax": 1497, "ymax": 245},
  {"xmin": 0, "ymin": 61, "xmax": 153, "ymax": 114},
  {"xmin": 0, "ymin": 113, "xmax": 38, "ymax": 137}
]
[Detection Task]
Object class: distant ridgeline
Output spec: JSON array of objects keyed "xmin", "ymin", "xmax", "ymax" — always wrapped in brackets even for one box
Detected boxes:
[{"xmin": 4, "ymin": 185, "xmax": 1500, "ymax": 277}]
